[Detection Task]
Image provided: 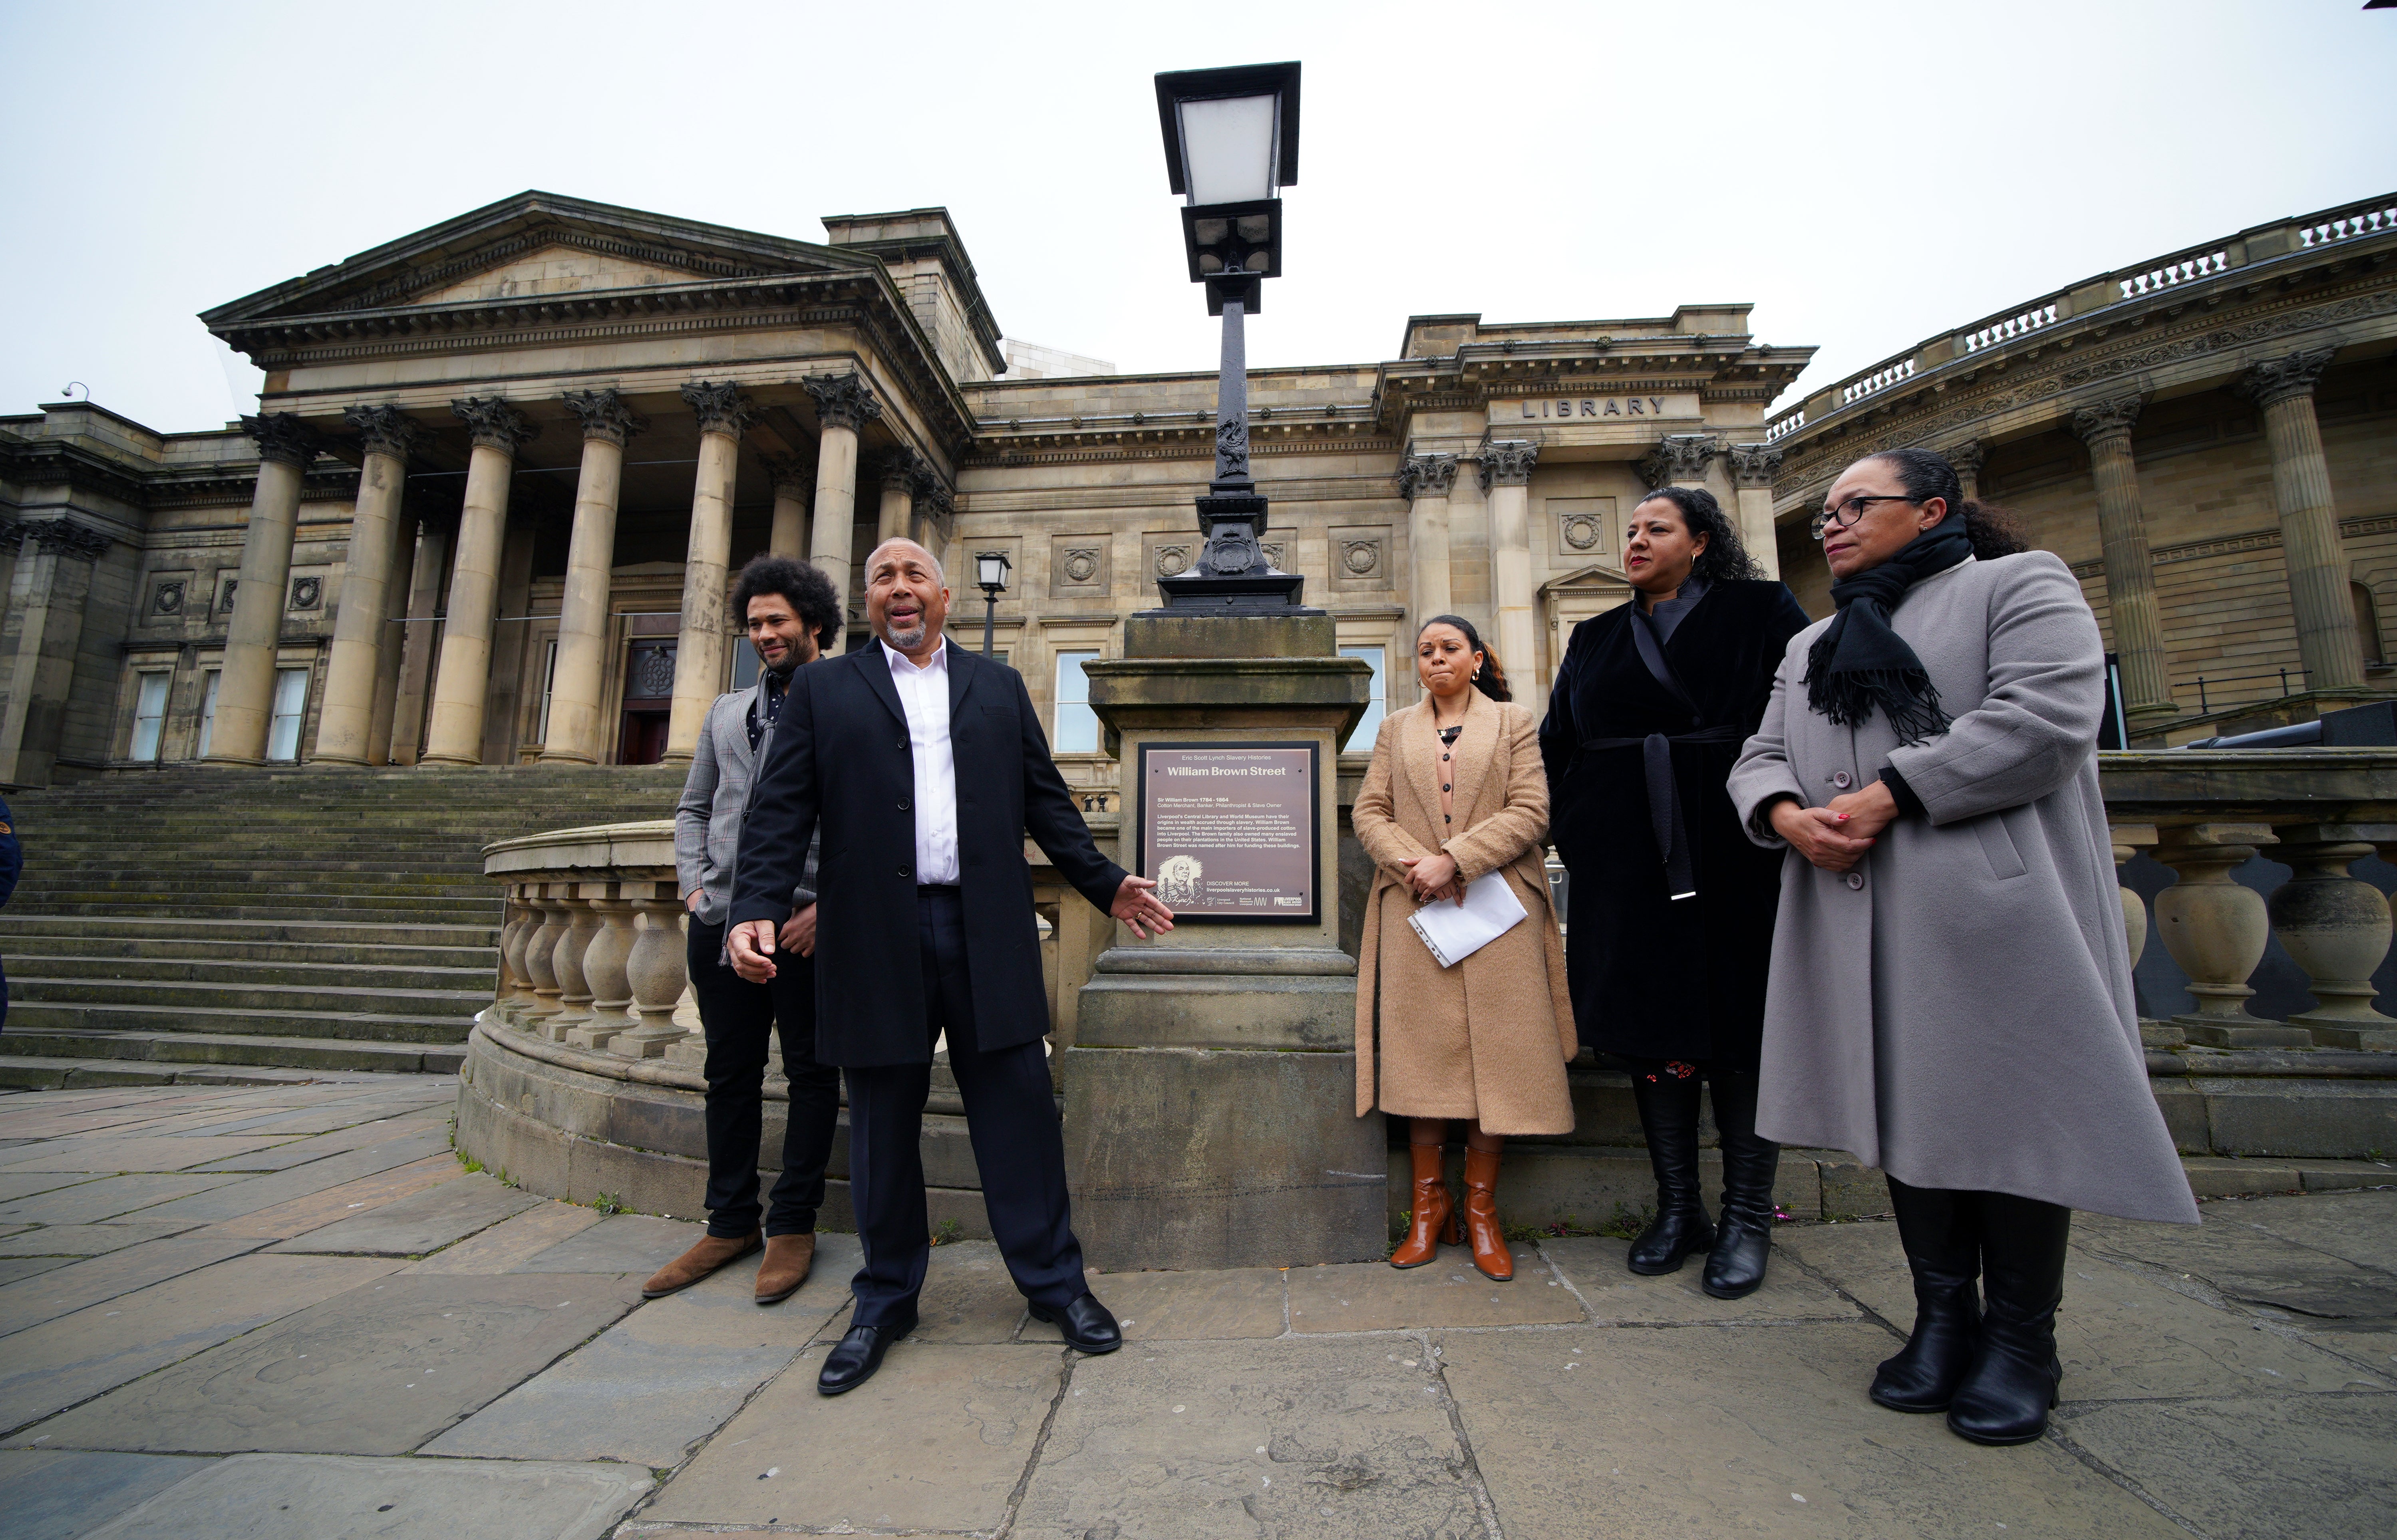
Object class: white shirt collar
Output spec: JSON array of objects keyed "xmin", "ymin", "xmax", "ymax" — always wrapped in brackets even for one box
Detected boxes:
[{"xmin": 880, "ymin": 636, "xmax": 948, "ymax": 676}]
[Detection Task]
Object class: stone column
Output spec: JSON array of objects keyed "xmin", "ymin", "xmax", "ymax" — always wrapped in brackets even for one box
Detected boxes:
[
  {"xmin": 1480, "ymin": 440, "xmax": 1540, "ymax": 690},
  {"xmin": 388, "ymin": 514, "xmax": 453, "ymax": 765},
  {"xmin": 421, "ymin": 398, "xmax": 536, "ymax": 766},
  {"xmin": 1948, "ymin": 439, "xmax": 1986, "ymax": 503},
  {"xmin": 2238, "ymin": 348, "xmax": 2363, "ymax": 694},
  {"xmin": 760, "ymin": 452, "xmax": 812, "ymax": 558},
  {"xmin": 206, "ymin": 414, "xmax": 321, "ymax": 765},
  {"xmin": 877, "ymin": 449, "xmax": 922, "ymax": 545},
  {"xmin": 1400, "ymin": 454, "xmax": 1459, "ymax": 646},
  {"xmin": 1727, "ymin": 444, "xmax": 1783, "ymax": 581},
  {"xmin": 365, "ymin": 506, "xmax": 418, "ymax": 765},
  {"xmin": 313, "ymin": 407, "xmax": 417, "ymax": 764},
  {"xmin": 665, "ymin": 381, "xmax": 756, "ymax": 764},
  {"xmin": 804, "ymin": 375, "xmax": 881, "ymax": 654},
  {"xmin": 0, "ymin": 520, "xmax": 112, "ymax": 786},
  {"xmin": 2071, "ymin": 395, "xmax": 2176, "ymax": 735},
  {"xmin": 912, "ymin": 480, "xmax": 953, "ymax": 555},
  {"xmin": 543, "ymin": 389, "xmax": 646, "ymax": 764}
]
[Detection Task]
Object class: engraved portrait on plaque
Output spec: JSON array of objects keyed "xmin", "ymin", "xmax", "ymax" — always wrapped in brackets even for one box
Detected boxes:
[{"xmin": 1136, "ymin": 742, "xmax": 1319, "ymax": 923}]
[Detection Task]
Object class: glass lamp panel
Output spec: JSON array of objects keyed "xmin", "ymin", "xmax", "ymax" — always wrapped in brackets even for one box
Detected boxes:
[
  {"xmin": 977, "ymin": 552, "xmax": 1009, "ymax": 590},
  {"xmin": 1178, "ymin": 93, "xmax": 1277, "ymax": 204}
]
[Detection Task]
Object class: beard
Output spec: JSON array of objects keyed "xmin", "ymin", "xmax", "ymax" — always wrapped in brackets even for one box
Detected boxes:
[{"xmin": 885, "ymin": 617, "xmax": 929, "ymax": 652}]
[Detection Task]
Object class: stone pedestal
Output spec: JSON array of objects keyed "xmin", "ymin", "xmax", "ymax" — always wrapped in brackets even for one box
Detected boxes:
[{"xmin": 1071, "ymin": 609, "xmax": 1381, "ymax": 1272}]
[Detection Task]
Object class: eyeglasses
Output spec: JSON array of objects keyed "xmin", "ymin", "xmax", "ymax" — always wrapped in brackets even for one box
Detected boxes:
[{"xmin": 1814, "ymin": 494, "xmax": 1917, "ymax": 537}]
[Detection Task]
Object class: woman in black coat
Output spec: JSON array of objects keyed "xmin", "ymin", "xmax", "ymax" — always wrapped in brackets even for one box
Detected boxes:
[{"xmin": 1540, "ymin": 486, "xmax": 1810, "ymax": 1298}]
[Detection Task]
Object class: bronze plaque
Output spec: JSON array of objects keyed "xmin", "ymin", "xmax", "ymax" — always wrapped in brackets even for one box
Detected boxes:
[{"xmin": 1135, "ymin": 742, "xmax": 1320, "ymax": 923}]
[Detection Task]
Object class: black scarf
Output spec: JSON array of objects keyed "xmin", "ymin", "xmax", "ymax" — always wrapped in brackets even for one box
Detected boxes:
[{"xmin": 1803, "ymin": 519, "xmax": 1973, "ymax": 744}]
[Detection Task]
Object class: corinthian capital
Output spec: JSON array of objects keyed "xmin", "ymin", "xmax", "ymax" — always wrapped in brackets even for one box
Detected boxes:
[
  {"xmin": 681, "ymin": 380, "xmax": 757, "ymax": 439},
  {"xmin": 1477, "ymin": 440, "xmax": 1539, "ymax": 492},
  {"xmin": 2069, "ymin": 393, "xmax": 2143, "ymax": 447},
  {"xmin": 757, "ymin": 451, "xmax": 813, "ymax": 499},
  {"xmin": 2237, "ymin": 347, "xmax": 2337, "ymax": 411},
  {"xmin": 242, "ymin": 412, "xmax": 325, "ymax": 468},
  {"xmin": 562, "ymin": 388, "xmax": 647, "ymax": 447},
  {"xmin": 879, "ymin": 447, "xmax": 927, "ymax": 492},
  {"xmin": 1944, "ymin": 439, "xmax": 1986, "ymax": 477},
  {"xmin": 343, "ymin": 405, "xmax": 421, "ymax": 464},
  {"xmin": 20, "ymin": 519, "xmax": 112, "ymax": 562},
  {"xmin": 805, "ymin": 373, "xmax": 883, "ymax": 434},
  {"xmin": 1398, "ymin": 453, "xmax": 1459, "ymax": 500},
  {"xmin": 1727, "ymin": 443, "xmax": 1783, "ymax": 490},
  {"xmin": 450, "ymin": 397, "xmax": 538, "ymax": 454}
]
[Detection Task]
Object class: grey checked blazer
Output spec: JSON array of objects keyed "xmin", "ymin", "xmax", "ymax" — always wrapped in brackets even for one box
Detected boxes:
[{"xmin": 674, "ymin": 682, "xmax": 819, "ymax": 927}]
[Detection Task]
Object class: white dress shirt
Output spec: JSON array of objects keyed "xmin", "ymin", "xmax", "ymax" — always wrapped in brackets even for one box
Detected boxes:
[{"xmin": 881, "ymin": 638, "xmax": 961, "ymax": 885}]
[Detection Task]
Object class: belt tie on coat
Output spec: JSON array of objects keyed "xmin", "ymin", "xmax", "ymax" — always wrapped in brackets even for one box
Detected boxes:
[{"xmin": 1579, "ymin": 725, "xmax": 1746, "ymax": 900}]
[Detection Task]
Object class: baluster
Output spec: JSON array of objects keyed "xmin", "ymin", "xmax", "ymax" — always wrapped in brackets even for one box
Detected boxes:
[
  {"xmin": 554, "ymin": 886, "xmax": 608, "ymax": 1046},
  {"xmin": 615, "ymin": 884, "xmax": 694, "ymax": 1057},
  {"xmin": 499, "ymin": 887, "xmax": 537, "ymax": 1020},
  {"xmin": 578, "ymin": 891, "xmax": 640, "ymax": 1049},
  {"xmin": 2152, "ymin": 824, "xmax": 2309, "ymax": 1048},
  {"xmin": 2109, "ymin": 821, "xmax": 2176, "ymax": 1046},
  {"xmin": 2273, "ymin": 824, "xmax": 2397, "ymax": 1050},
  {"xmin": 522, "ymin": 886, "xmax": 573, "ymax": 1036}
]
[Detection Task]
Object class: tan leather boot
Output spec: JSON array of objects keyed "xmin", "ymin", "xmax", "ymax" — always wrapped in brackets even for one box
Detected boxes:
[
  {"xmin": 755, "ymin": 1232, "xmax": 817, "ymax": 1305},
  {"xmin": 1389, "ymin": 1142, "xmax": 1462, "ymax": 1268},
  {"xmin": 1463, "ymin": 1145, "xmax": 1513, "ymax": 1282},
  {"xmin": 641, "ymin": 1230, "xmax": 760, "ymax": 1298}
]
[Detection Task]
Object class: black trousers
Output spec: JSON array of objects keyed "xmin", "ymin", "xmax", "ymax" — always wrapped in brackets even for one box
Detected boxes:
[
  {"xmin": 843, "ymin": 885, "xmax": 1087, "ymax": 1331},
  {"xmin": 687, "ymin": 916, "xmax": 843, "ymax": 1238}
]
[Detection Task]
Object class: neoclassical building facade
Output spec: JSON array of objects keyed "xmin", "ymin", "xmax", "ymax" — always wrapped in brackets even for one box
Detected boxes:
[
  {"xmin": 4, "ymin": 190, "xmax": 2392, "ymax": 788},
  {"xmin": 0, "ymin": 191, "xmax": 1809, "ymax": 790}
]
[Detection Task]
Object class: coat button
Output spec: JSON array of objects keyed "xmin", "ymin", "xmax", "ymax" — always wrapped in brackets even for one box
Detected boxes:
[
  {"xmin": 896, "ymin": 738, "xmax": 906, "ymax": 750},
  {"xmin": 1833, "ymin": 771, "xmax": 1852, "ymax": 789},
  {"xmin": 898, "ymin": 800, "xmax": 910, "ymax": 812},
  {"xmin": 898, "ymin": 864, "xmax": 912, "ymax": 879},
  {"xmin": 1845, "ymin": 871, "xmax": 1864, "ymax": 890}
]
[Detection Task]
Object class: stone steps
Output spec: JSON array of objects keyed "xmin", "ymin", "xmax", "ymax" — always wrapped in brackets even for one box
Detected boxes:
[
  {"xmin": 0, "ymin": 1053, "xmax": 347, "ymax": 1090},
  {"xmin": 2, "ymin": 998, "xmax": 476, "ymax": 1045},
  {"xmin": 8, "ymin": 968, "xmax": 488, "ymax": 1015},
  {"xmin": 6, "ymin": 951, "xmax": 489, "ymax": 990},
  {"xmin": 18, "ymin": 895, "xmax": 498, "ymax": 921},
  {"xmin": 0, "ymin": 933, "xmax": 496, "ymax": 970},
  {"xmin": 0, "ymin": 915, "xmax": 499, "ymax": 948},
  {"xmin": 0, "ymin": 1028, "xmax": 465, "ymax": 1077}
]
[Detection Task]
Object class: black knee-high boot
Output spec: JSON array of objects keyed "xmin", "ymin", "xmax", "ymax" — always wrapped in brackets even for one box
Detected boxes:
[
  {"xmin": 1701, "ymin": 1068, "xmax": 1779, "ymax": 1300},
  {"xmin": 1626, "ymin": 1065, "xmax": 1712, "ymax": 1275},
  {"xmin": 1947, "ymin": 1191, "xmax": 2070, "ymax": 1444},
  {"xmin": 1872, "ymin": 1177, "xmax": 1982, "ymax": 1412}
]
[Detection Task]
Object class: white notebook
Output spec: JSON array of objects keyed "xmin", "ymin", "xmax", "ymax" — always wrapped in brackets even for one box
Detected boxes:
[{"xmin": 1407, "ymin": 870, "xmax": 1528, "ymax": 969}]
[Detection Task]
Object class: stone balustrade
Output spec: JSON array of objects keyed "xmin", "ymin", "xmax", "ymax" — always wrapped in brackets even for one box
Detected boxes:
[
  {"xmin": 2104, "ymin": 749, "xmax": 2397, "ymax": 1053},
  {"xmin": 484, "ymin": 821, "xmax": 695, "ymax": 1060}
]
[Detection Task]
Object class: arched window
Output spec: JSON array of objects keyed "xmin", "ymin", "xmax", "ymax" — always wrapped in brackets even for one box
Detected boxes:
[{"xmin": 2354, "ymin": 581, "xmax": 2385, "ymax": 668}]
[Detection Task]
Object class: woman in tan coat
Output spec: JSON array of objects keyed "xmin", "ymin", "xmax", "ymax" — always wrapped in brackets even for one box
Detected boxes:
[{"xmin": 1354, "ymin": 615, "xmax": 1576, "ymax": 1281}]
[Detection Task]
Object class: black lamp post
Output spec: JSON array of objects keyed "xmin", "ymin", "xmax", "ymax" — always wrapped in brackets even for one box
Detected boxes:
[
  {"xmin": 1153, "ymin": 62, "xmax": 1305, "ymax": 611},
  {"xmin": 975, "ymin": 549, "xmax": 1011, "ymax": 657}
]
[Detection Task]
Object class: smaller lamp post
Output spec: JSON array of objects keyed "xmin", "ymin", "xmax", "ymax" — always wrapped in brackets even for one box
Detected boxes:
[{"xmin": 975, "ymin": 550, "xmax": 1012, "ymax": 657}]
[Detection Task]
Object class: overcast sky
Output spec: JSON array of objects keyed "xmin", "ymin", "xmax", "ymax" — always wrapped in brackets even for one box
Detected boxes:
[{"xmin": 3, "ymin": 1, "xmax": 2391, "ymax": 437}]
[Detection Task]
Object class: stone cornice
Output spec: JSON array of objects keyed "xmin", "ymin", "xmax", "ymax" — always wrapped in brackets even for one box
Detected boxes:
[
  {"xmin": 0, "ymin": 437, "xmax": 153, "ymax": 506},
  {"xmin": 2066, "ymin": 510, "xmax": 2397, "ymax": 581}
]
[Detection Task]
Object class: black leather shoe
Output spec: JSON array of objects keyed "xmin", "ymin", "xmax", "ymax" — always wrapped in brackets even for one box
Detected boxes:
[
  {"xmin": 817, "ymin": 1321, "xmax": 910, "ymax": 1395},
  {"xmin": 1028, "ymin": 1292, "xmax": 1123, "ymax": 1354}
]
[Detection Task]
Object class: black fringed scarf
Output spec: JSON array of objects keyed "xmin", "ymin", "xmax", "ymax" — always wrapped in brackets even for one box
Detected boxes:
[{"xmin": 1803, "ymin": 519, "xmax": 1974, "ymax": 744}]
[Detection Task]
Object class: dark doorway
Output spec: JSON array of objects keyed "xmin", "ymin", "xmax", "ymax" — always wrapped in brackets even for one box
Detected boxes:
[
  {"xmin": 619, "ymin": 710, "xmax": 671, "ymax": 765},
  {"xmin": 619, "ymin": 637, "xmax": 677, "ymax": 766}
]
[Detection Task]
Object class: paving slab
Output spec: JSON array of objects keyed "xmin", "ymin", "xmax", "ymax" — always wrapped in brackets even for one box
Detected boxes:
[
  {"xmin": 190, "ymin": 1155, "xmax": 464, "ymax": 1244},
  {"xmin": 647, "ymin": 1341, "xmax": 1061, "ymax": 1532},
  {"xmin": 265, "ymin": 1175, "xmax": 541, "ymax": 1257},
  {"xmin": 1287, "ymin": 1248, "xmax": 1584, "ymax": 1333},
  {"xmin": 508, "ymin": 1212, "xmax": 708, "ymax": 1275},
  {"xmin": 914, "ymin": 1239, "xmax": 1034, "ymax": 1342},
  {"xmin": 2227, "ymin": 1188, "xmax": 2397, "ymax": 1272},
  {"xmin": 0, "ymin": 1173, "xmax": 105, "ymax": 1204},
  {"xmin": 1010, "ymin": 1336, "xmax": 1480, "ymax": 1539},
  {"xmin": 180, "ymin": 1114, "xmax": 454, "ymax": 1174},
  {"xmin": 0, "ymin": 1257, "xmax": 74, "ymax": 1288},
  {"xmin": 78, "ymin": 1451, "xmax": 650, "ymax": 1540},
  {"xmin": 25, "ymin": 1270, "xmax": 646, "ymax": 1455},
  {"xmin": 0, "ymin": 1221, "xmax": 198, "ymax": 1258},
  {"xmin": 1027, "ymin": 1266, "xmax": 1287, "ymax": 1343},
  {"xmin": 2059, "ymin": 1393, "xmax": 2397, "ymax": 1540},
  {"xmin": 0, "ymin": 1230, "xmax": 269, "ymax": 1337},
  {"xmin": 201, "ymin": 1103, "xmax": 454, "ymax": 1137},
  {"xmin": 0, "ymin": 1172, "xmax": 237, "ymax": 1226},
  {"xmin": 1441, "ymin": 1322, "xmax": 2188, "ymax": 1540},
  {"xmin": 123, "ymin": 1131, "xmax": 456, "ymax": 1225},
  {"xmin": 1544, "ymin": 1234, "xmax": 1862, "ymax": 1324},
  {"xmin": 421, "ymin": 1241, "xmax": 859, "ymax": 1465},
  {"xmin": 400, "ymin": 1201, "xmax": 605, "ymax": 1275},
  {"xmin": 0, "ymin": 1447, "xmax": 217, "ymax": 1540},
  {"xmin": 0, "ymin": 1134, "xmax": 304, "ymax": 1174},
  {"xmin": 0, "ymin": 1254, "xmax": 403, "ymax": 1435},
  {"xmin": 2079, "ymin": 1207, "xmax": 2397, "ymax": 1320}
]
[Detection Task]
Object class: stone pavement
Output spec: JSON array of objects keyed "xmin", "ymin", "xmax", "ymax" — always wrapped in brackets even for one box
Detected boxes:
[{"xmin": 0, "ymin": 1078, "xmax": 2390, "ymax": 1539}]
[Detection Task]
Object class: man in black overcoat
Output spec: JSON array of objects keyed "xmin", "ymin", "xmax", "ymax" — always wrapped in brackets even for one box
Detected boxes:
[{"xmin": 728, "ymin": 537, "xmax": 1174, "ymax": 1394}]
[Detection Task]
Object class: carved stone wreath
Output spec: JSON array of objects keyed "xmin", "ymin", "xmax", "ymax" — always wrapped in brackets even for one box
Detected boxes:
[
  {"xmin": 152, "ymin": 580, "xmax": 185, "ymax": 616},
  {"xmin": 219, "ymin": 579, "xmax": 240, "ymax": 613},
  {"xmin": 1341, "ymin": 539, "xmax": 1380, "ymax": 576},
  {"xmin": 1561, "ymin": 514, "xmax": 1602, "ymax": 551},
  {"xmin": 1060, "ymin": 547, "xmax": 1101, "ymax": 585},
  {"xmin": 1260, "ymin": 542, "xmax": 1286, "ymax": 570},
  {"xmin": 289, "ymin": 576, "xmax": 323, "ymax": 611},
  {"xmin": 1155, "ymin": 544, "xmax": 1191, "ymax": 578}
]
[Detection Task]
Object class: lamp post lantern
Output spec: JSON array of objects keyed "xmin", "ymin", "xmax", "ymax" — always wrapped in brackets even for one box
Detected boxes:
[
  {"xmin": 974, "ymin": 549, "xmax": 1011, "ymax": 657},
  {"xmin": 1153, "ymin": 62, "xmax": 1304, "ymax": 611}
]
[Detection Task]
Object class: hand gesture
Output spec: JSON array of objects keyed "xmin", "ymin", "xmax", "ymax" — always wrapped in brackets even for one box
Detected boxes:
[
  {"xmin": 1111, "ymin": 874, "xmax": 1175, "ymax": 939},
  {"xmin": 1768, "ymin": 798, "xmax": 1876, "ymax": 874},
  {"xmin": 727, "ymin": 918, "xmax": 779, "ymax": 982}
]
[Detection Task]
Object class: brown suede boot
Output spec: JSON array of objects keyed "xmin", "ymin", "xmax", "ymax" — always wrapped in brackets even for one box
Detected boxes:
[
  {"xmin": 1463, "ymin": 1145, "xmax": 1513, "ymax": 1282},
  {"xmin": 1390, "ymin": 1142, "xmax": 1463, "ymax": 1269},
  {"xmin": 641, "ymin": 1230, "xmax": 760, "ymax": 1298},
  {"xmin": 755, "ymin": 1233, "xmax": 817, "ymax": 1305}
]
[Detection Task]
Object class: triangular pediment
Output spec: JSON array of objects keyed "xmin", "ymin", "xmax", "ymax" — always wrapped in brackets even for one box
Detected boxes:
[
  {"xmin": 1540, "ymin": 560, "xmax": 1635, "ymax": 597},
  {"xmin": 202, "ymin": 191, "xmax": 875, "ymax": 326}
]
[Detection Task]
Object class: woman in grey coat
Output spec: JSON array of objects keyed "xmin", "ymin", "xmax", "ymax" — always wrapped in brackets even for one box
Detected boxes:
[{"xmin": 1728, "ymin": 446, "xmax": 2197, "ymax": 1449}]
